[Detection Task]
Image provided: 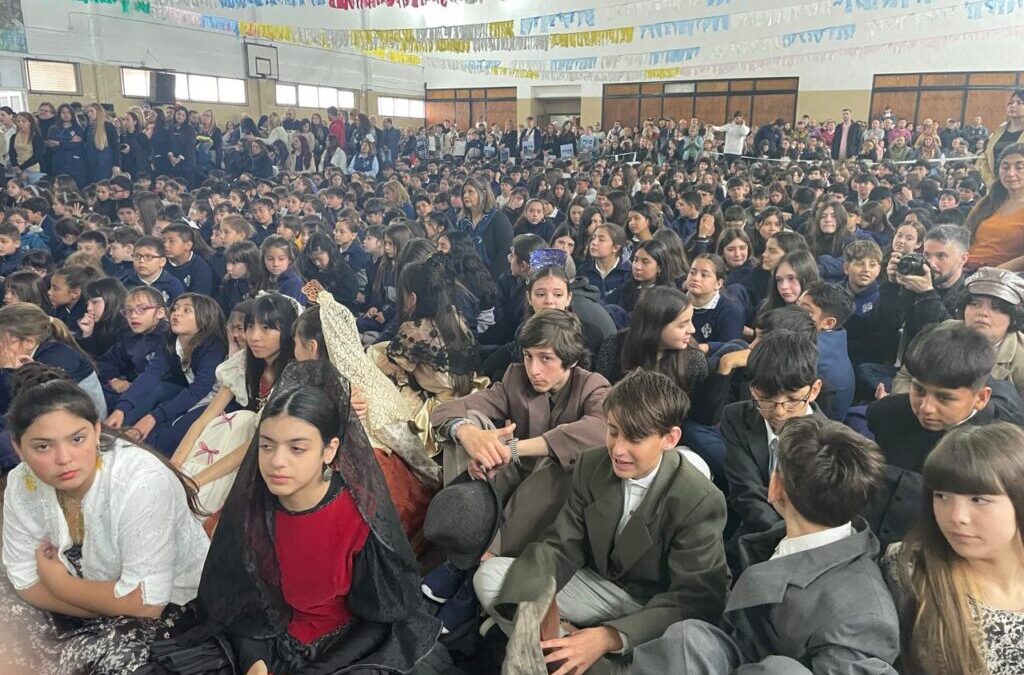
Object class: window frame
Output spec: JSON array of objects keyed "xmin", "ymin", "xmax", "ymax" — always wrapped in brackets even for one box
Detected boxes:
[
  {"xmin": 174, "ymin": 72, "xmax": 248, "ymax": 105},
  {"xmin": 278, "ymin": 82, "xmax": 355, "ymax": 110},
  {"xmin": 25, "ymin": 59, "xmax": 81, "ymax": 95},
  {"xmin": 120, "ymin": 67, "xmax": 152, "ymax": 99},
  {"xmin": 377, "ymin": 95, "xmax": 425, "ymax": 119}
]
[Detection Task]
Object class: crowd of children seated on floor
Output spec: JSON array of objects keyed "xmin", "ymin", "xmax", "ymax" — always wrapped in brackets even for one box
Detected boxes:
[{"xmin": 1, "ymin": 94, "xmax": 1024, "ymax": 675}]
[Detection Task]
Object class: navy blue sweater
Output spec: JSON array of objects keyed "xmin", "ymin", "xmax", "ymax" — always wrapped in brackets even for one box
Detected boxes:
[
  {"xmin": 0, "ymin": 340, "xmax": 96, "ymax": 417},
  {"xmin": 274, "ymin": 267, "xmax": 307, "ymax": 306},
  {"xmin": 692, "ymin": 292, "xmax": 747, "ymax": 344},
  {"xmin": 117, "ymin": 336, "xmax": 226, "ymax": 423},
  {"xmin": 124, "ymin": 269, "xmax": 185, "ymax": 304},
  {"xmin": 578, "ymin": 257, "xmax": 632, "ymax": 301},
  {"xmin": 166, "ymin": 254, "xmax": 214, "ymax": 296},
  {"xmin": 99, "ymin": 321, "xmax": 168, "ymax": 385},
  {"xmin": 818, "ymin": 329, "xmax": 855, "ymax": 422}
]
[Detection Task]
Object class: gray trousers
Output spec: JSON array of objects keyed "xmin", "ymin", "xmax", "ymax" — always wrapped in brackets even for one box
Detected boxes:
[{"xmin": 475, "ymin": 557, "xmax": 640, "ymax": 674}]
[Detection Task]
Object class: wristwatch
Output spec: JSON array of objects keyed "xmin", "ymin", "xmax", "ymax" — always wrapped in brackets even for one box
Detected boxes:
[{"xmin": 507, "ymin": 436, "xmax": 521, "ymax": 466}]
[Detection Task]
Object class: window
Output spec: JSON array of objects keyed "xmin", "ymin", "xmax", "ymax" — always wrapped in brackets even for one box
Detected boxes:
[
  {"xmin": 275, "ymin": 83, "xmax": 297, "ymax": 106},
  {"xmin": 377, "ymin": 96, "xmax": 425, "ymax": 119},
  {"xmin": 121, "ymin": 67, "xmax": 151, "ymax": 98},
  {"xmin": 280, "ymin": 83, "xmax": 354, "ymax": 109},
  {"xmin": 174, "ymin": 72, "xmax": 247, "ymax": 104},
  {"xmin": 26, "ymin": 60, "xmax": 79, "ymax": 94}
]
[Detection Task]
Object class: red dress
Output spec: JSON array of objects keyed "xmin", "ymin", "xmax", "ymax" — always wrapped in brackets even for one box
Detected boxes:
[{"xmin": 274, "ymin": 486, "xmax": 371, "ymax": 644}]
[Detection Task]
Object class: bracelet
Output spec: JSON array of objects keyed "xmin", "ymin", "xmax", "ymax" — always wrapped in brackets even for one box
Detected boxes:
[{"xmin": 507, "ymin": 436, "xmax": 521, "ymax": 466}]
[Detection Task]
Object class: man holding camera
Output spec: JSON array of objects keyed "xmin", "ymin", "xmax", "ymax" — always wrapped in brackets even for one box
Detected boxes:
[{"xmin": 857, "ymin": 225, "xmax": 970, "ymax": 393}]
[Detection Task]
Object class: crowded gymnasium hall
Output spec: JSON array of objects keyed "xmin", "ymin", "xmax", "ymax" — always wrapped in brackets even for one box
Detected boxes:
[{"xmin": 0, "ymin": 0, "xmax": 1022, "ymax": 673}]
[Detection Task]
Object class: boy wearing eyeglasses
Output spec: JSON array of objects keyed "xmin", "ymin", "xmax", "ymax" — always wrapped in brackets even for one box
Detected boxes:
[
  {"xmin": 722, "ymin": 330, "xmax": 825, "ymax": 542},
  {"xmin": 98, "ymin": 286, "xmax": 175, "ymax": 429},
  {"xmin": 124, "ymin": 235, "xmax": 184, "ymax": 304}
]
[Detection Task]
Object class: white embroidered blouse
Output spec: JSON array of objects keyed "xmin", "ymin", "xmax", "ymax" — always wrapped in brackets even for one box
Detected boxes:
[{"xmin": 2, "ymin": 437, "xmax": 210, "ymax": 607}]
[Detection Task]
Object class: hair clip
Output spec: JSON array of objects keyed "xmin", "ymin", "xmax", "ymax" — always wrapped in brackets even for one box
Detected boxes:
[{"xmin": 529, "ymin": 248, "xmax": 568, "ymax": 272}]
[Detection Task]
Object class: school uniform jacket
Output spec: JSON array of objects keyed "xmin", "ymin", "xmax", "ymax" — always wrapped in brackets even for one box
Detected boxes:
[
  {"xmin": 275, "ymin": 267, "xmax": 307, "ymax": 306},
  {"xmin": 124, "ymin": 269, "xmax": 185, "ymax": 305},
  {"xmin": 633, "ymin": 519, "xmax": 899, "ymax": 675},
  {"xmin": 99, "ymin": 322, "xmax": 168, "ymax": 404},
  {"xmin": 115, "ymin": 337, "xmax": 226, "ymax": 425},
  {"xmin": 0, "ymin": 340, "xmax": 105, "ymax": 421},
  {"xmin": 578, "ymin": 257, "xmax": 632, "ymax": 301},
  {"xmin": 166, "ymin": 254, "xmax": 214, "ymax": 296},
  {"xmin": 493, "ymin": 447, "xmax": 728, "ymax": 653}
]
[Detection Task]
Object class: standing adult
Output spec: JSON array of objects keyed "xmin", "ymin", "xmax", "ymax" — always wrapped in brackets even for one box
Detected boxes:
[
  {"xmin": 119, "ymin": 110, "xmax": 151, "ymax": 179},
  {"xmin": 0, "ymin": 105, "xmax": 15, "ymax": 167},
  {"xmin": 8, "ymin": 112, "xmax": 44, "ymax": 184},
  {"xmin": 83, "ymin": 103, "xmax": 118, "ymax": 186},
  {"xmin": 519, "ymin": 116, "xmax": 542, "ymax": 161},
  {"xmin": 167, "ymin": 105, "xmax": 197, "ymax": 189},
  {"xmin": 712, "ymin": 111, "xmax": 751, "ymax": 164},
  {"xmin": 831, "ymin": 108, "xmax": 864, "ymax": 161},
  {"xmin": 980, "ymin": 90, "xmax": 1024, "ymax": 188},
  {"xmin": 966, "ymin": 143, "xmax": 1024, "ymax": 271},
  {"xmin": 148, "ymin": 107, "xmax": 172, "ymax": 177},
  {"xmin": 198, "ymin": 108, "xmax": 223, "ymax": 176},
  {"xmin": 35, "ymin": 101, "xmax": 56, "ymax": 175},
  {"xmin": 47, "ymin": 103, "xmax": 87, "ymax": 189}
]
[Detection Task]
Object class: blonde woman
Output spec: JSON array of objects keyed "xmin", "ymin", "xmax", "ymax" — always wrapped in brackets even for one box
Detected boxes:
[
  {"xmin": 383, "ymin": 179, "xmax": 414, "ymax": 219},
  {"xmin": 84, "ymin": 102, "xmax": 119, "ymax": 184},
  {"xmin": 261, "ymin": 111, "xmax": 290, "ymax": 148},
  {"xmin": 884, "ymin": 422, "xmax": 1024, "ymax": 674}
]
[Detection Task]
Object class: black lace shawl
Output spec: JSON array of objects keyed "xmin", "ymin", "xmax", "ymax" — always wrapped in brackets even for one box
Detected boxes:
[{"xmin": 186, "ymin": 360, "xmax": 440, "ymax": 673}]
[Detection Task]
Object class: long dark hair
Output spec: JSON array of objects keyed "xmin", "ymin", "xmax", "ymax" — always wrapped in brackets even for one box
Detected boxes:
[
  {"xmin": 168, "ymin": 293, "xmax": 226, "ymax": 369},
  {"xmin": 293, "ymin": 305, "xmax": 326, "ymax": 360},
  {"xmin": 226, "ymin": 240, "xmax": 265, "ymax": 295},
  {"xmin": 372, "ymin": 222, "xmax": 413, "ymax": 299},
  {"xmin": 621, "ymin": 237, "xmax": 674, "ymax": 311},
  {"xmin": 966, "ymin": 143, "xmax": 1024, "ymax": 237},
  {"xmin": 621, "ymin": 286, "xmax": 705, "ymax": 393},
  {"xmin": 764, "ymin": 249, "xmax": 820, "ymax": 312},
  {"xmin": 441, "ymin": 230, "xmax": 498, "ymax": 309},
  {"xmin": 244, "ymin": 293, "xmax": 298, "ymax": 411},
  {"xmin": 397, "ymin": 258, "xmax": 477, "ymax": 396},
  {"xmin": 83, "ymin": 277, "xmax": 127, "ymax": 348},
  {"xmin": 807, "ymin": 202, "xmax": 851, "ymax": 258},
  {"xmin": 7, "ymin": 367, "xmax": 204, "ymax": 516}
]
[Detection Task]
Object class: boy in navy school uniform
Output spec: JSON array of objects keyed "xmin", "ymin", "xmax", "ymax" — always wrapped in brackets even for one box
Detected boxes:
[
  {"xmin": 123, "ymin": 236, "xmax": 185, "ymax": 305},
  {"xmin": 99, "ymin": 286, "xmax": 175, "ymax": 425},
  {"xmin": 74, "ymin": 230, "xmax": 120, "ymax": 279},
  {"xmin": 322, "ymin": 187, "xmax": 346, "ymax": 226},
  {"xmin": 107, "ymin": 226, "xmax": 140, "ymax": 282},
  {"xmin": 48, "ymin": 264, "xmax": 100, "ymax": 331},
  {"xmin": 843, "ymin": 240, "xmax": 882, "ymax": 316},
  {"xmin": 162, "ymin": 223, "xmax": 214, "ymax": 296},
  {"xmin": 188, "ymin": 199, "xmax": 216, "ymax": 245},
  {"xmin": 249, "ymin": 198, "xmax": 276, "ymax": 246},
  {"xmin": 797, "ymin": 281, "xmax": 857, "ymax": 423},
  {"xmin": 0, "ymin": 223, "xmax": 24, "ymax": 278},
  {"xmin": 6, "ymin": 208, "xmax": 48, "ymax": 253}
]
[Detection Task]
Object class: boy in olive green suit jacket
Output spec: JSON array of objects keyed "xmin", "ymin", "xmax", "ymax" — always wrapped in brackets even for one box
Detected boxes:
[{"xmin": 474, "ymin": 370, "xmax": 728, "ymax": 674}]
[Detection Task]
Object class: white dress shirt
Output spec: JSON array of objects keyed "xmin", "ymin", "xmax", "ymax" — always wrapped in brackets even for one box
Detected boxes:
[
  {"xmin": 617, "ymin": 458, "xmax": 662, "ymax": 537},
  {"xmin": 770, "ymin": 522, "xmax": 855, "ymax": 560}
]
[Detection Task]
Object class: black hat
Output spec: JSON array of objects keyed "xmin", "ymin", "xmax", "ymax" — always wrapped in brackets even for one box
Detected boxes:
[{"xmin": 424, "ymin": 475, "xmax": 503, "ymax": 571}]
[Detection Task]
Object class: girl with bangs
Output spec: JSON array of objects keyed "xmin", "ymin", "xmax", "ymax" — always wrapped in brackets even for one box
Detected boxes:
[
  {"xmin": 171, "ymin": 292, "xmax": 299, "ymax": 516},
  {"xmin": 885, "ymin": 422, "xmax": 1024, "ymax": 675}
]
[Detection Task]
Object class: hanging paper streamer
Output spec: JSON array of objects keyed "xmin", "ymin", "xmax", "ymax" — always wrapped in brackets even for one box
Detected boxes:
[
  {"xmin": 833, "ymin": 0, "xmax": 932, "ymax": 12},
  {"xmin": 638, "ymin": 14, "xmax": 729, "ymax": 39},
  {"xmin": 965, "ymin": 0, "xmax": 1023, "ymax": 18},
  {"xmin": 489, "ymin": 66, "xmax": 540, "ymax": 79},
  {"xmin": 73, "ymin": 0, "xmax": 151, "ymax": 11},
  {"xmin": 646, "ymin": 46, "xmax": 702, "ymax": 65},
  {"xmin": 781, "ymin": 23, "xmax": 855, "ymax": 46},
  {"xmin": 327, "ymin": 0, "xmax": 489, "ymax": 8},
  {"xmin": 362, "ymin": 48, "xmax": 422, "ymax": 65},
  {"xmin": 644, "ymin": 67, "xmax": 681, "ymax": 79},
  {"xmin": 550, "ymin": 57, "xmax": 598, "ymax": 71},
  {"xmin": 519, "ymin": 9, "xmax": 596, "ymax": 35},
  {"xmin": 550, "ymin": 27, "xmax": 634, "ymax": 47}
]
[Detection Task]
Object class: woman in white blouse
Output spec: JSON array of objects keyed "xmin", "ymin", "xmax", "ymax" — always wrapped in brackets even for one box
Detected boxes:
[{"xmin": 1, "ymin": 365, "xmax": 209, "ymax": 674}]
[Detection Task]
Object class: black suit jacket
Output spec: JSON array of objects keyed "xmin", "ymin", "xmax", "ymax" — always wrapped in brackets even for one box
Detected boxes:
[
  {"xmin": 831, "ymin": 121, "xmax": 864, "ymax": 159},
  {"xmin": 722, "ymin": 400, "xmax": 828, "ymax": 536}
]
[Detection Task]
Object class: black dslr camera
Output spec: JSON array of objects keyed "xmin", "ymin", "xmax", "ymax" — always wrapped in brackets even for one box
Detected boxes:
[{"xmin": 896, "ymin": 253, "xmax": 927, "ymax": 277}]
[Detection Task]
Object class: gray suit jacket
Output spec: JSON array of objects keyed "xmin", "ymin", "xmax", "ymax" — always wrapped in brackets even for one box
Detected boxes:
[{"xmin": 634, "ymin": 519, "xmax": 900, "ymax": 674}]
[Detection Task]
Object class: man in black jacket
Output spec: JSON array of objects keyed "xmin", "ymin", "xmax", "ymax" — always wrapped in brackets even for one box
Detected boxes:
[
  {"xmin": 831, "ymin": 108, "xmax": 863, "ymax": 160},
  {"xmin": 857, "ymin": 225, "xmax": 970, "ymax": 392}
]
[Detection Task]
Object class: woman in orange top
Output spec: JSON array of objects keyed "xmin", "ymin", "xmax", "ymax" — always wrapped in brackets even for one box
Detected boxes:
[{"xmin": 967, "ymin": 143, "xmax": 1024, "ymax": 271}]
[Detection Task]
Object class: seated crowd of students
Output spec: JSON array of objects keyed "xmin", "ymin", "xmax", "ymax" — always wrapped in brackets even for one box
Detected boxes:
[{"xmin": 0, "ymin": 98, "xmax": 1023, "ymax": 675}]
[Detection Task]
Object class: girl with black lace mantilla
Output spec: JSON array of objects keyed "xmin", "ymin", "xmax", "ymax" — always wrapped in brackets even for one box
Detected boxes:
[{"xmin": 145, "ymin": 360, "xmax": 451, "ymax": 675}]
